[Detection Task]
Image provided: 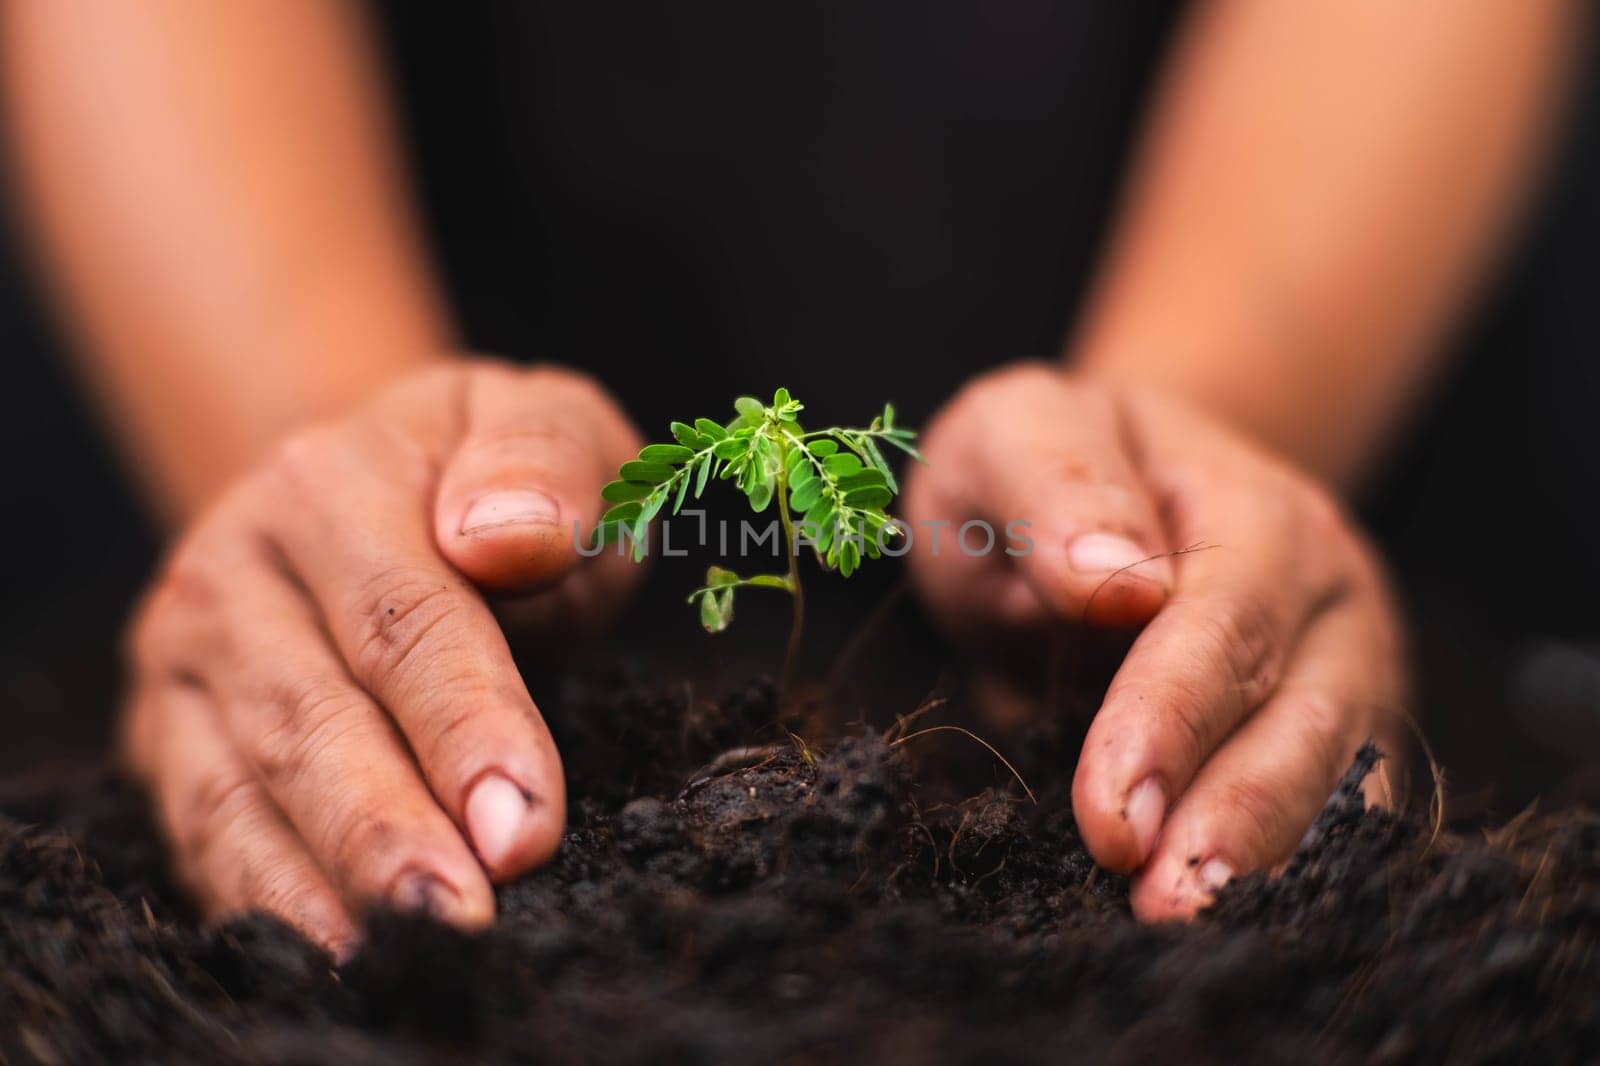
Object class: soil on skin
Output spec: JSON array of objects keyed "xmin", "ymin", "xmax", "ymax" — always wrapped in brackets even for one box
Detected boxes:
[{"xmin": 2, "ymin": 668, "xmax": 1597, "ymax": 1064}]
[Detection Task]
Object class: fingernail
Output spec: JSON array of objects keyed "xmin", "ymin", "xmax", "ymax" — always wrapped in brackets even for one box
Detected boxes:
[
  {"xmin": 1123, "ymin": 776, "xmax": 1166, "ymax": 861},
  {"xmin": 1067, "ymin": 532, "xmax": 1171, "ymax": 585},
  {"xmin": 460, "ymin": 490, "xmax": 560, "ymax": 534},
  {"xmin": 390, "ymin": 872, "xmax": 461, "ymax": 919},
  {"xmin": 466, "ymin": 773, "xmax": 531, "ymax": 871},
  {"xmin": 1197, "ymin": 858, "xmax": 1235, "ymax": 893}
]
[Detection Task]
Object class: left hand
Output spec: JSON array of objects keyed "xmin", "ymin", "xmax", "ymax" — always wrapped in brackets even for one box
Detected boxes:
[{"xmin": 904, "ymin": 363, "xmax": 1407, "ymax": 920}]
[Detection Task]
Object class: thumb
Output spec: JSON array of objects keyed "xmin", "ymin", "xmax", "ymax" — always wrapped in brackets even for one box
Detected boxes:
[
  {"xmin": 434, "ymin": 365, "xmax": 640, "ymax": 591},
  {"xmin": 952, "ymin": 367, "xmax": 1174, "ymax": 628}
]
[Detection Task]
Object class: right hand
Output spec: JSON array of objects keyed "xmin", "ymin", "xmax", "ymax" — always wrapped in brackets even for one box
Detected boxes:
[{"xmin": 122, "ymin": 359, "xmax": 641, "ymax": 957}]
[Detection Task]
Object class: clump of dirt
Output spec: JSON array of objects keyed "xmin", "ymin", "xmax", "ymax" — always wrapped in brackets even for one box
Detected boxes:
[{"xmin": 2, "ymin": 671, "xmax": 1597, "ymax": 1064}]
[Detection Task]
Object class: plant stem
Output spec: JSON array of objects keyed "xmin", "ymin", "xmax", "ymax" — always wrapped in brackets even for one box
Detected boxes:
[{"xmin": 774, "ymin": 434, "xmax": 805, "ymax": 699}]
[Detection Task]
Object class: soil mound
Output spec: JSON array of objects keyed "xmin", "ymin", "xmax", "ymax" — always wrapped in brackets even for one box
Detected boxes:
[{"xmin": 3, "ymin": 672, "xmax": 1596, "ymax": 1064}]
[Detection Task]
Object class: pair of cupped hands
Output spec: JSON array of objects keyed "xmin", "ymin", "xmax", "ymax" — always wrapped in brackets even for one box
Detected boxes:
[{"xmin": 125, "ymin": 358, "xmax": 1405, "ymax": 957}]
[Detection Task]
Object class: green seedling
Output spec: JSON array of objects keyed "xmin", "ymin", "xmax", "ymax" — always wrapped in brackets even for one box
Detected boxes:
[{"xmin": 593, "ymin": 388, "xmax": 920, "ymax": 686}]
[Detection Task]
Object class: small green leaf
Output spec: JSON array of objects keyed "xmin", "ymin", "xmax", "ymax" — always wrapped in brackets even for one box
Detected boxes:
[
  {"xmin": 638, "ymin": 490, "xmax": 667, "ymax": 525},
  {"xmin": 751, "ymin": 433, "xmax": 778, "ymax": 472},
  {"xmin": 773, "ymin": 387, "xmax": 791, "ymax": 408},
  {"xmin": 705, "ymin": 565, "xmax": 740, "ymax": 586},
  {"xmin": 839, "ymin": 538, "xmax": 860, "ymax": 577},
  {"xmin": 619, "ymin": 460, "xmax": 675, "ymax": 484},
  {"xmin": 699, "ymin": 587, "xmax": 734, "ymax": 632},
  {"xmin": 670, "ymin": 422, "xmax": 706, "ymax": 449},
  {"xmin": 878, "ymin": 433, "xmax": 924, "ymax": 462},
  {"xmin": 712, "ymin": 438, "xmax": 747, "ymax": 460},
  {"xmin": 673, "ymin": 468, "xmax": 691, "ymax": 512},
  {"xmin": 860, "ymin": 437, "xmax": 897, "ymax": 494},
  {"xmin": 601, "ymin": 479, "xmax": 653, "ymax": 503},
  {"xmin": 748, "ymin": 476, "xmax": 774, "ymax": 513},
  {"xmin": 733, "ymin": 396, "xmax": 765, "ymax": 421},
  {"xmin": 844, "ymin": 486, "xmax": 892, "ymax": 509},
  {"xmin": 630, "ymin": 520, "xmax": 650, "ymax": 560},
  {"xmin": 836, "ymin": 469, "xmax": 886, "ymax": 492},
  {"xmin": 639, "ymin": 443, "xmax": 695, "ymax": 465},
  {"xmin": 591, "ymin": 520, "xmax": 627, "ymax": 549},
  {"xmin": 601, "ymin": 501, "xmax": 643, "ymax": 524},
  {"xmin": 823, "ymin": 453, "xmax": 862, "ymax": 477},
  {"xmin": 883, "ymin": 403, "xmax": 896, "ymax": 429},
  {"xmin": 747, "ymin": 573, "xmax": 793, "ymax": 590},
  {"xmin": 695, "ymin": 417, "xmax": 729, "ymax": 441},
  {"xmin": 694, "ymin": 454, "xmax": 713, "ymax": 497},
  {"xmin": 809, "ymin": 503, "xmax": 836, "ymax": 552},
  {"xmin": 807, "ymin": 439, "xmax": 839, "ymax": 458},
  {"xmin": 790, "ymin": 478, "xmax": 824, "ymax": 512}
]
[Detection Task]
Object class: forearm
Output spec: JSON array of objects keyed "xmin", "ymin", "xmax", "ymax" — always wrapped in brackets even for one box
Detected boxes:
[
  {"xmin": 2, "ymin": 0, "xmax": 452, "ymax": 524},
  {"xmin": 1069, "ymin": 0, "xmax": 1580, "ymax": 491}
]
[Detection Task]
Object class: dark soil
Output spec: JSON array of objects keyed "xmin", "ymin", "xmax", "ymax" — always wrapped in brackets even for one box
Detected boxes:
[{"xmin": 2, "ymin": 668, "xmax": 1597, "ymax": 1064}]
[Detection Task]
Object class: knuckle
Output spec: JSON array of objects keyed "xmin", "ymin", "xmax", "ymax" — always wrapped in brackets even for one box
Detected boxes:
[
  {"xmin": 1156, "ymin": 694, "xmax": 1214, "ymax": 775},
  {"xmin": 1102, "ymin": 673, "xmax": 1213, "ymax": 775},
  {"xmin": 463, "ymin": 424, "xmax": 590, "ymax": 473},
  {"xmin": 525, "ymin": 363, "xmax": 609, "ymax": 407},
  {"xmin": 175, "ymin": 771, "xmax": 258, "ymax": 866},
  {"xmin": 417, "ymin": 699, "xmax": 487, "ymax": 768},
  {"xmin": 1290, "ymin": 691, "xmax": 1352, "ymax": 789},
  {"xmin": 1195, "ymin": 594, "xmax": 1282, "ymax": 711},
  {"xmin": 323, "ymin": 806, "xmax": 409, "ymax": 891},
  {"xmin": 1294, "ymin": 477, "xmax": 1350, "ymax": 544},
  {"xmin": 119, "ymin": 691, "xmax": 165, "ymax": 777},
  {"xmin": 349, "ymin": 565, "xmax": 468, "ymax": 692},
  {"xmin": 124, "ymin": 543, "xmax": 217, "ymax": 673},
  {"xmin": 252, "ymin": 675, "xmax": 364, "ymax": 788},
  {"xmin": 265, "ymin": 424, "xmax": 346, "ymax": 493},
  {"xmin": 1212, "ymin": 773, "xmax": 1289, "ymax": 858}
]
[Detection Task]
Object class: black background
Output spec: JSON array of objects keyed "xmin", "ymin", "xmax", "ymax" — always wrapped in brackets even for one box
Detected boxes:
[{"xmin": 1, "ymin": 3, "xmax": 1595, "ymax": 811}]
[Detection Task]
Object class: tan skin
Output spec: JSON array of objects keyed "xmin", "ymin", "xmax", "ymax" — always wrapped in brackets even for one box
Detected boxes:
[{"xmin": 1, "ymin": 0, "xmax": 1576, "ymax": 948}]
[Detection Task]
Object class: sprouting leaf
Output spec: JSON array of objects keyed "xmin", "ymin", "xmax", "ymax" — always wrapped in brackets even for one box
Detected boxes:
[
  {"xmin": 601, "ymin": 479, "xmax": 653, "ymax": 503},
  {"xmin": 639, "ymin": 443, "xmax": 695, "ymax": 465},
  {"xmin": 598, "ymin": 389, "xmax": 916, "ymax": 638},
  {"xmin": 619, "ymin": 460, "xmax": 675, "ymax": 484},
  {"xmin": 699, "ymin": 587, "xmax": 734, "ymax": 632}
]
